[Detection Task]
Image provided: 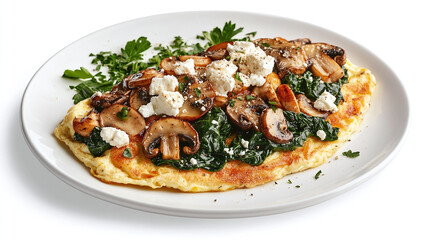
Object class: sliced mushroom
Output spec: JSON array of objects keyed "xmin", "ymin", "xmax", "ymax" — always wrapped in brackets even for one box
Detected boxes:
[
  {"xmin": 126, "ymin": 68, "xmax": 164, "ymax": 89},
  {"xmin": 289, "ymin": 38, "xmax": 311, "ymax": 46},
  {"xmin": 201, "ymin": 41, "xmax": 232, "ymax": 60},
  {"xmin": 160, "ymin": 57, "xmax": 177, "ymax": 75},
  {"xmin": 178, "ymin": 55, "xmax": 212, "ymax": 67},
  {"xmin": 252, "ymin": 82, "xmax": 281, "ymax": 107},
  {"xmin": 142, "ymin": 117, "xmax": 200, "ymax": 160},
  {"xmin": 73, "ymin": 110, "xmax": 100, "ymax": 137},
  {"xmin": 303, "ymin": 43, "xmax": 346, "ymax": 83},
  {"xmin": 226, "ymin": 96, "xmax": 268, "ymax": 131},
  {"xmin": 100, "ymin": 104, "xmax": 146, "ymax": 136},
  {"xmin": 276, "ymin": 84, "xmax": 300, "ymax": 113},
  {"xmin": 260, "ymin": 108, "xmax": 293, "ymax": 144},
  {"xmin": 91, "ymin": 90, "xmax": 130, "ymax": 111},
  {"xmin": 177, "ymin": 81, "xmax": 215, "ymax": 121},
  {"xmin": 254, "ymin": 38, "xmax": 308, "ymax": 78},
  {"xmin": 129, "ymin": 87, "xmax": 150, "ymax": 110},
  {"xmin": 296, "ymin": 94, "xmax": 328, "ymax": 118},
  {"xmin": 213, "ymin": 96, "xmax": 229, "ymax": 108},
  {"xmin": 265, "ymin": 72, "xmax": 282, "ymax": 90}
]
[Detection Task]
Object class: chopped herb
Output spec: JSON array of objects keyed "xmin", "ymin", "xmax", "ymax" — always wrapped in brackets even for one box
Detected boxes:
[
  {"xmin": 261, "ymin": 43, "xmax": 271, "ymax": 48},
  {"xmin": 62, "ymin": 67, "xmax": 93, "ymax": 79},
  {"xmin": 237, "ymin": 97, "xmax": 243, "ymax": 101},
  {"xmin": 116, "ymin": 107, "xmax": 129, "ymax": 120},
  {"xmin": 229, "ymin": 99, "xmax": 235, "ymax": 107},
  {"xmin": 225, "ymin": 55, "xmax": 231, "ymax": 60},
  {"xmin": 245, "ymin": 95, "xmax": 256, "ymax": 101},
  {"xmin": 184, "ymin": 75, "xmax": 190, "ymax": 81},
  {"xmin": 288, "ymin": 179, "xmax": 292, "ymax": 184},
  {"xmin": 178, "ymin": 82, "xmax": 185, "ymax": 92},
  {"xmin": 123, "ymin": 148, "xmax": 133, "ymax": 158},
  {"xmin": 315, "ymin": 170, "xmax": 322, "ymax": 179},
  {"xmin": 238, "ymin": 57, "xmax": 242, "ymax": 64},
  {"xmin": 196, "ymin": 21, "xmax": 257, "ymax": 47},
  {"xmin": 268, "ymin": 101, "xmax": 278, "ymax": 111},
  {"xmin": 296, "ymin": 46, "xmax": 301, "ymax": 50},
  {"xmin": 342, "ymin": 150, "xmax": 360, "ymax": 158},
  {"xmin": 235, "ymin": 72, "xmax": 242, "ymax": 82},
  {"xmin": 194, "ymin": 88, "xmax": 202, "ymax": 98},
  {"xmin": 295, "ymin": 185, "xmax": 301, "ymax": 188}
]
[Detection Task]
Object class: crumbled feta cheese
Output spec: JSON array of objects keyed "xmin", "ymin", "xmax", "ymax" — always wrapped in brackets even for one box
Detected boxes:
[
  {"xmin": 149, "ymin": 75, "xmax": 178, "ymax": 95},
  {"xmin": 239, "ymin": 150, "xmax": 246, "ymax": 156},
  {"xmin": 190, "ymin": 158, "xmax": 198, "ymax": 165},
  {"xmin": 200, "ymin": 106, "xmax": 206, "ymax": 112},
  {"xmin": 206, "ymin": 59, "xmax": 237, "ymax": 96},
  {"xmin": 245, "ymin": 47, "xmax": 275, "ymax": 77},
  {"xmin": 211, "ymin": 120, "xmax": 219, "ymax": 125},
  {"xmin": 238, "ymin": 72, "xmax": 251, "ymax": 87},
  {"xmin": 227, "ymin": 41, "xmax": 256, "ymax": 62},
  {"xmin": 248, "ymin": 73, "xmax": 266, "ymax": 87},
  {"xmin": 241, "ymin": 139, "xmax": 249, "ymax": 149},
  {"xmin": 316, "ymin": 130, "xmax": 327, "ymax": 140},
  {"xmin": 100, "ymin": 127, "xmax": 129, "ymax": 148},
  {"xmin": 138, "ymin": 102, "xmax": 155, "ymax": 118},
  {"xmin": 151, "ymin": 91, "xmax": 184, "ymax": 116},
  {"xmin": 314, "ymin": 91, "xmax": 338, "ymax": 112},
  {"xmin": 224, "ymin": 148, "xmax": 234, "ymax": 157},
  {"xmin": 173, "ymin": 59, "xmax": 196, "ymax": 75}
]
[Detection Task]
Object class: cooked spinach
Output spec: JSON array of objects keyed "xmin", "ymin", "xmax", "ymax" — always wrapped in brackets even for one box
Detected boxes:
[
  {"xmin": 283, "ymin": 68, "xmax": 348, "ymax": 105},
  {"xmin": 150, "ymin": 109, "xmax": 339, "ymax": 171},
  {"xmin": 74, "ymin": 127, "xmax": 112, "ymax": 157}
]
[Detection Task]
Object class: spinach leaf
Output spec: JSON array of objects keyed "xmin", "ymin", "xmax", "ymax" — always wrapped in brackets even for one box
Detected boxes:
[
  {"xmin": 283, "ymin": 68, "xmax": 349, "ymax": 105},
  {"xmin": 74, "ymin": 127, "xmax": 112, "ymax": 157}
]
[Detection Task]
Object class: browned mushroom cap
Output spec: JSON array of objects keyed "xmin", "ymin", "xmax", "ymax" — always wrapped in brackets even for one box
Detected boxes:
[
  {"xmin": 126, "ymin": 68, "xmax": 164, "ymax": 89},
  {"xmin": 254, "ymin": 38, "xmax": 308, "ymax": 78},
  {"xmin": 252, "ymin": 82, "xmax": 281, "ymax": 107},
  {"xmin": 213, "ymin": 96, "xmax": 229, "ymax": 108},
  {"xmin": 201, "ymin": 41, "xmax": 232, "ymax": 60},
  {"xmin": 73, "ymin": 110, "xmax": 100, "ymax": 137},
  {"xmin": 129, "ymin": 87, "xmax": 150, "ymax": 110},
  {"xmin": 91, "ymin": 90, "xmax": 131, "ymax": 111},
  {"xmin": 226, "ymin": 96, "xmax": 269, "ymax": 131},
  {"xmin": 260, "ymin": 108, "xmax": 293, "ymax": 144},
  {"xmin": 276, "ymin": 84, "xmax": 300, "ymax": 113},
  {"xmin": 296, "ymin": 94, "xmax": 328, "ymax": 118},
  {"xmin": 100, "ymin": 104, "xmax": 146, "ymax": 136},
  {"xmin": 142, "ymin": 117, "xmax": 200, "ymax": 160},
  {"xmin": 160, "ymin": 57, "xmax": 177, "ymax": 75},
  {"xmin": 303, "ymin": 43, "xmax": 346, "ymax": 83},
  {"xmin": 177, "ymin": 80, "xmax": 215, "ymax": 121},
  {"xmin": 178, "ymin": 55, "xmax": 212, "ymax": 67},
  {"xmin": 289, "ymin": 38, "xmax": 312, "ymax": 46}
]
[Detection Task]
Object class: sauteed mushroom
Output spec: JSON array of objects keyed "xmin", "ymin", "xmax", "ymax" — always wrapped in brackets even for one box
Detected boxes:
[
  {"xmin": 73, "ymin": 110, "xmax": 100, "ymax": 137},
  {"xmin": 142, "ymin": 117, "xmax": 200, "ymax": 160},
  {"xmin": 276, "ymin": 84, "xmax": 300, "ymax": 113},
  {"xmin": 260, "ymin": 108, "xmax": 293, "ymax": 144},
  {"xmin": 303, "ymin": 43, "xmax": 345, "ymax": 83},
  {"xmin": 226, "ymin": 96, "xmax": 268, "ymax": 131},
  {"xmin": 100, "ymin": 104, "xmax": 146, "ymax": 136},
  {"xmin": 296, "ymin": 94, "xmax": 328, "ymax": 118}
]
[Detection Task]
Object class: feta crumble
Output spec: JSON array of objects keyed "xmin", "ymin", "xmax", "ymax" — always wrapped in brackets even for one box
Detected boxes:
[
  {"xmin": 138, "ymin": 102, "xmax": 155, "ymax": 118},
  {"xmin": 173, "ymin": 59, "xmax": 196, "ymax": 75},
  {"xmin": 100, "ymin": 127, "xmax": 129, "ymax": 148},
  {"xmin": 224, "ymin": 148, "xmax": 234, "ymax": 157},
  {"xmin": 241, "ymin": 139, "xmax": 249, "ymax": 149},
  {"xmin": 151, "ymin": 91, "xmax": 184, "ymax": 116},
  {"xmin": 149, "ymin": 75, "xmax": 178, "ymax": 95},
  {"xmin": 92, "ymin": 91, "xmax": 102, "ymax": 97},
  {"xmin": 316, "ymin": 130, "xmax": 327, "ymax": 140},
  {"xmin": 190, "ymin": 158, "xmax": 198, "ymax": 165},
  {"xmin": 206, "ymin": 59, "xmax": 237, "ymax": 96},
  {"xmin": 211, "ymin": 120, "xmax": 219, "ymax": 125},
  {"xmin": 314, "ymin": 91, "xmax": 338, "ymax": 112}
]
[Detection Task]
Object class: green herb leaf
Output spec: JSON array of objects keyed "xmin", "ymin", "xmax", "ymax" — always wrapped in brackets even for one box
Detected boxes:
[
  {"xmin": 237, "ymin": 97, "xmax": 243, "ymax": 101},
  {"xmin": 194, "ymin": 88, "xmax": 202, "ymax": 98},
  {"xmin": 229, "ymin": 99, "xmax": 235, "ymax": 107},
  {"xmin": 121, "ymin": 36, "xmax": 151, "ymax": 62},
  {"xmin": 342, "ymin": 150, "xmax": 360, "ymax": 158},
  {"xmin": 288, "ymin": 179, "xmax": 292, "ymax": 184},
  {"xmin": 178, "ymin": 82, "xmax": 185, "ymax": 92},
  {"xmin": 196, "ymin": 21, "xmax": 257, "ymax": 47},
  {"xmin": 74, "ymin": 127, "xmax": 112, "ymax": 157},
  {"xmin": 245, "ymin": 95, "xmax": 256, "ymax": 101},
  {"xmin": 235, "ymin": 72, "xmax": 242, "ymax": 82},
  {"xmin": 62, "ymin": 67, "xmax": 93, "ymax": 79},
  {"xmin": 295, "ymin": 185, "xmax": 301, "ymax": 188},
  {"xmin": 315, "ymin": 170, "xmax": 322, "ymax": 179},
  {"xmin": 123, "ymin": 148, "xmax": 133, "ymax": 158},
  {"xmin": 116, "ymin": 107, "xmax": 129, "ymax": 120}
]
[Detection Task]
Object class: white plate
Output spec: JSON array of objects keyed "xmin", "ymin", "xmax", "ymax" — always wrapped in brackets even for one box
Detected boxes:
[{"xmin": 21, "ymin": 11, "xmax": 409, "ymax": 218}]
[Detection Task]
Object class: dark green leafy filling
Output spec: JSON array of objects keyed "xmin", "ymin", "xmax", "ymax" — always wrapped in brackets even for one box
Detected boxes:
[
  {"xmin": 283, "ymin": 67, "xmax": 349, "ymax": 105},
  {"xmin": 74, "ymin": 127, "xmax": 112, "ymax": 157},
  {"xmin": 151, "ymin": 108, "xmax": 339, "ymax": 172}
]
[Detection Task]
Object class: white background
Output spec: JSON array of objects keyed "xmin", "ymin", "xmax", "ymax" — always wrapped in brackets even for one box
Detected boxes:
[{"xmin": 1, "ymin": 0, "xmax": 427, "ymax": 239}]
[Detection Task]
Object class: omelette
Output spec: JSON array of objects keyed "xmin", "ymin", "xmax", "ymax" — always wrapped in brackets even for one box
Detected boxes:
[{"xmin": 55, "ymin": 38, "xmax": 376, "ymax": 192}]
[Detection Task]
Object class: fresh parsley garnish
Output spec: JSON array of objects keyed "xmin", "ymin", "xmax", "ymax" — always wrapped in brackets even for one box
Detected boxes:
[
  {"xmin": 196, "ymin": 21, "xmax": 257, "ymax": 47},
  {"xmin": 62, "ymin": 67, "xmax": 93, "ymax": 79},
  {"xmin": 178, "ymin": 82, "xmax": 185, "ymax": 93},
  {"xmin": 235, "ymin": 72, "xmax": 242, "ymax": 82},
  {"xmin": 123, "ymin": 148, "xmax": 133, "ymax": 158},
  {"xmin": 342, "ymin": 150, "xmax": 360, "ymax": 158},
  {"xmin": 116, "ymin": 107, "xmax": 129, "ymax": 120},
  {"xmin": 315, "ymin": 170, "xmax": 322, "ymax": 179},
  {"xmin": 288, "ymin": 179, "xmax": 292, "ymax": 184},
  {"xmin": 245, "ymin": 95, "xmax": 256, "ymax": 101},
  {"xmin": 229, "ymin": 99, "xmax": 235, "ymax": 107},
  {"xmin": 194, "ymin": 88, "xmax": 202, "ymax": 98},
  {"xmin": 268, "ymin": 101, "xmax": 278, "ymax": 111},
  {"xmin": 237, "ymin": 97, "xmax": 243, "ymax": 101}
]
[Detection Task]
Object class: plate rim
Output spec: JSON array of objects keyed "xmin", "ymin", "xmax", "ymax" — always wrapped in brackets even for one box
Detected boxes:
[{"xmin": 20, "ymin": 10, "xmax": 410, "ymax": 218}]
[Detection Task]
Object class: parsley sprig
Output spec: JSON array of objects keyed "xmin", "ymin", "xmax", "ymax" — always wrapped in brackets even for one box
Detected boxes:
[{"xmin": 197, "ymin": 21, "xmax": 256, "ymax": 47}]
